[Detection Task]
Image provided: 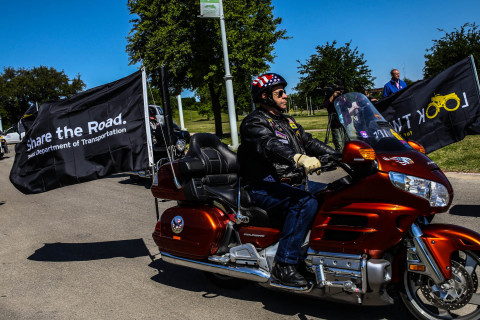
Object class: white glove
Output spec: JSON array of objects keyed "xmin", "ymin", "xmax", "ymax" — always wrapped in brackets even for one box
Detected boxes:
[{"xmin": 294, "ymin": 154, "xmax": 321, "ymax": 174}]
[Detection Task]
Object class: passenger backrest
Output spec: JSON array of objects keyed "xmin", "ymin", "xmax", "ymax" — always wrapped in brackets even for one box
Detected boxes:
[{"xmin": 178, "ymin": 133, "xmax": 239, "ymax": 207}]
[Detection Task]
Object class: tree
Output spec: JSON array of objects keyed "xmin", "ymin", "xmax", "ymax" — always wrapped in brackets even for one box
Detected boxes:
[
  {"xmin": 402, "ymin": 77, "xmax": 415, "ymax": 87},
  {"xmin": 0, "ymin": 66, "xmax": 85, "ymax": 127},
  {"xmin": 126, "ymin": 0, "xmax": 287, "ymax": 136},
  {"xmin": 295, "ymin": 41, "xmax": 375, "ymax": 106},
  {"xmin": 424, "ymin": 23, "xmax": 480, "ymax": 78}
]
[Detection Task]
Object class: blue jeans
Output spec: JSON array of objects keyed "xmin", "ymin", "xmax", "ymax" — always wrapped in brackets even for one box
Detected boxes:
[{"xmin": 247, "ymin": 180, "xmax": 324, "ymax": 264}]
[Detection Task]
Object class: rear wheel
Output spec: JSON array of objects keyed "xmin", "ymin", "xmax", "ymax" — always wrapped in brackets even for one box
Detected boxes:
[{"xmin": 400, "ymin": 250, "xmax": 480, "ymax": 319}]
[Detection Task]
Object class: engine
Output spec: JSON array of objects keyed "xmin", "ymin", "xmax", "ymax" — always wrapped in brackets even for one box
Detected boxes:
[{"xmin": 305, "ymin": 249, "xmax": 392, "ymax": 297}]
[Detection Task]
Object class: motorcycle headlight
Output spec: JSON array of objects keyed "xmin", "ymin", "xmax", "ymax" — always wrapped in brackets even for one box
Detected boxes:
[
  {"xmin": 389, "ymin": 171, "xmax": 449, "ymax": 207},
  {"xmin": 175, "ymin": 139, "xmax": 186, "ymax": 152}
]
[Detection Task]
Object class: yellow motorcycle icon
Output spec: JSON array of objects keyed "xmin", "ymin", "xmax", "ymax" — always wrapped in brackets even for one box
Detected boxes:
[{"xmin": 426, "ymin": 93, "xmax": 460, "ymax": 119}]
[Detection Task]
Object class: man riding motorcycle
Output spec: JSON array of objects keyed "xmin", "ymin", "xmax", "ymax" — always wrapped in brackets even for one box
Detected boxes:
[{"xmin": 238, "ymin": 73, "xmax": 338, "ymax": 287}]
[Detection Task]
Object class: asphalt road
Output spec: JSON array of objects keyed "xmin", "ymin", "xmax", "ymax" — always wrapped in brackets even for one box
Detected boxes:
[{"xmin": 1, "ymin": 152, "xmax": 480, "ymax": 320}]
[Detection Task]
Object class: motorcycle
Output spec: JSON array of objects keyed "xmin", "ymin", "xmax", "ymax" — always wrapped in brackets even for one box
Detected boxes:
[{"xmin": 150, "ymin": 92, "xmax": 480, "ymax": 320}]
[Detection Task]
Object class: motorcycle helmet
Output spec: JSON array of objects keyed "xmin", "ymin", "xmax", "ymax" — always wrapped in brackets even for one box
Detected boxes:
[{"xmin": 251, "ymin": 73, "xmax": 288, "ymax": 110}]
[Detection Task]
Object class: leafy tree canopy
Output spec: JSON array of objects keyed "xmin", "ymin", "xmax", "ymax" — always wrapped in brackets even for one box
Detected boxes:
[
  {"xmin": 424, "ymin": 23, "xmax": 480, "ymax": 78},
  {"xmin": 402, "ymin": 77, "xmax": 415, "ymax": 87},
  {"xmin": 295, "ymin": 41, "xmax": 375, "ymax": 107},
  {"xmin": 127, "ymin": 0, "xmax": 287, "ymax": 135},
  {"xmin": 0, "ymin": 66, "xmax": 85, "ymax": 127}
]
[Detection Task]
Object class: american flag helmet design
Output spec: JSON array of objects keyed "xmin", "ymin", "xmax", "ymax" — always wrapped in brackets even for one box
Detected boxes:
[{"xmin": 251, "ymin": 73, "xmax": 287, "ymax": 103}]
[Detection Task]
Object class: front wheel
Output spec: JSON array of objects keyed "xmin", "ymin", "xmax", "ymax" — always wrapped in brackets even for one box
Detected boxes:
[{"xmin": 399, "ymin": 250, "xmax": 480, "ymax": 319}]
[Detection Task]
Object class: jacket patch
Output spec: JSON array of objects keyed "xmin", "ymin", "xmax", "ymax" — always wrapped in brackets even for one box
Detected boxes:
[
  {"xmin": 287, "ymin": 118, "xmax": 298, "ymax": 129},
  {"xmin": 275, "ymin": 131, "xmax": 287, "ymax": 139},
  {"xmin": 263, "ymin": 175, "xmax": 276, "ymax": 182},
  {"xmin": 278, "ymin": 139, "xmax": 289, "ymax": 144}
]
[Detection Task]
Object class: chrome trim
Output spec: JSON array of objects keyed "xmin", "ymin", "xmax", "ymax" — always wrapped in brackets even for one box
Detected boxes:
[
  {"xmin": 313, "ymin": 264, "xmax": 362, "ymax": 293},
  {"xmin": 307, "ymin": 250, "xmax": 367, "ymax": 296},
  {"xmin": 161, "ymin": 252, "xmax": 270, "ymax": 283},
  {"xmin": 323, "ymin": 266, "xmax": 362, "ymax": 278},
  {"xmin": 410, "ymin": 223, "xmax": 445, "ymax": 284},
  {"xmin": 307, "ymin": 249, "xmax": 363, "ymax": 260},
  {"xmin": 360, "ymin": 254, "xmax": 367, "ymax": 294},
  {"xmin": 268, "ymin": 280, "xmax": 313, "ymax": 292}
]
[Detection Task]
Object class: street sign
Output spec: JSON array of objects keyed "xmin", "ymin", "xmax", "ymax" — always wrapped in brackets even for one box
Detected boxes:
[{"xmin": 200, "ymin": 0, "xmax": 220, "ymax": 18}]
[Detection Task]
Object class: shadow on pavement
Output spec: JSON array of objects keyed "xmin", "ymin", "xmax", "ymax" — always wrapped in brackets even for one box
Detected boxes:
[
  {"xmin": 105, "ymin": 173, "xmax": 130, "ymax": 179},
  {"xmin": 28, "ymin": 238, "xmax": 151, "ymax": 262},
  {"xmin": 449, "ymin": 205, "xmax": 480, "ymax": 217},
  {"xmin": 148, "ymin": 258, "xmax": 403, "ymax": 320},
  {"xmin": 118, "ymin": 175, "xmax": 152, "ymax": 189}
]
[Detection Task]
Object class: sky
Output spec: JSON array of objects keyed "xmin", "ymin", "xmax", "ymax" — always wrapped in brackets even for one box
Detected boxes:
[{"xmin": 1, "ymin": 0, "xmax": 479, "ymax": 96}]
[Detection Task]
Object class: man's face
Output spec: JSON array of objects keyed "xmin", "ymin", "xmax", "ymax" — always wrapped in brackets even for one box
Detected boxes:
[
  {"xmin": 392, "ymin": 70, "xmax": 400, "ymax": 80},
  {"xmin": 270, "ymin": 84, "xmax": 288, "ymax": 110}
]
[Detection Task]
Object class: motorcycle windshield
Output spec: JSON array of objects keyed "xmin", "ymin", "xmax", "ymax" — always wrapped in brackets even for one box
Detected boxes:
[{"xmin": 334, "ymin": 92, "xmax": 412, "ymax": 153}]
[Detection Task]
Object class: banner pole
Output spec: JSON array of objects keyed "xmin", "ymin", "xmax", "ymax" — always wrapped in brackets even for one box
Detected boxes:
[
  {"xmin": 470, "ymin": 55, "xmax": 480, "ymax": 99},
  {"xmin": 142, "ymin": 67, "xmax": 154, "ymax": 167}
]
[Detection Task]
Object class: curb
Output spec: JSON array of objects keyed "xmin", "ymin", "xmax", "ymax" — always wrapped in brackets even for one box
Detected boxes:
[{"xmin": 445, "ymin": 171, "xmax": 480, "ymax": 176}]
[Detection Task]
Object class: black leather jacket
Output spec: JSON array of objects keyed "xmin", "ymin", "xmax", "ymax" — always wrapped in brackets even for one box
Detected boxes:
[{"xmin": 238, "ymin": 107, "xmax": 337, "ymax": 186}]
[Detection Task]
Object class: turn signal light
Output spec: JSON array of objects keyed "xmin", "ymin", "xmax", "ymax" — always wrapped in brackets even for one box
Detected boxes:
[
  {"xmin": 408, "ymin": 141, "xmax": 426, "ymax": 154},
  {"xmin": 173, "ymin": 236, "xmax": 181, "ymax": 240},
  {"xmin": 409, "ymin": 264, "xmax": 426, "ymax": 272},
  {"xmin": 359, "ymin": 148, "xmax": 376, "ymax": 160}
]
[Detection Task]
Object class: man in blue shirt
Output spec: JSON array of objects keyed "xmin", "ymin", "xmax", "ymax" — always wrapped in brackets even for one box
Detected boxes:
[{"xmin": 382, "ymin": 69, "xmax": 407, "ymax": 98}]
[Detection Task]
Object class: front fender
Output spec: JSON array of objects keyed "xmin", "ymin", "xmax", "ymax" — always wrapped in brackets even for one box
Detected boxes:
[{"xmin": 421, "ymin": 223, "xmax": 480, "ymax": 279}]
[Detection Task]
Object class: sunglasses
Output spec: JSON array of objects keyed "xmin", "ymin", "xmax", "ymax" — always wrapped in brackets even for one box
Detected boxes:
[{"xmin": 273, "ymin": 89, "xmax": 287, "ymax": 97}]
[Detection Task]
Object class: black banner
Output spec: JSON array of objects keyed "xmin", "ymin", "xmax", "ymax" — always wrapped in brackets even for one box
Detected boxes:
[
  {"xmin": 375, "ymin": 56, "xmax": 480, "ymax": 153},
  {"xmin": 10, "ymin": 71, "xmax": 148, "ymax": 194}
]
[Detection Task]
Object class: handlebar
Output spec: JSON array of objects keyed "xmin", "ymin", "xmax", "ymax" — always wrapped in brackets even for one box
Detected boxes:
[{"xmin": 310, "ymin": 153, "xmax": 354, "ymax": 176}]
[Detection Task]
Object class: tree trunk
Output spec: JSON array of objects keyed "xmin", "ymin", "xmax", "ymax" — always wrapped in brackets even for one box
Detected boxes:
[{"xmin": 208, "ymin": 82, "xmax": 223, "ymax": 136}]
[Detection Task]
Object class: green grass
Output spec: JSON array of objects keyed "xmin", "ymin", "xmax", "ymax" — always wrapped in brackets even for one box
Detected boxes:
[
  {"xmin": 428, "ymin": 136, "xmax": 480, "ymax": 173},
  {"xmin": 174, "ymin": 109, "xmax": 329, "ymax": 133},
  {"xmin": 174, "ymin": 110, "xmax": 244, "ymax": 134},
  {"xmin": 176, "ymin": 110, "xmax": 480, "ymax": 173}
]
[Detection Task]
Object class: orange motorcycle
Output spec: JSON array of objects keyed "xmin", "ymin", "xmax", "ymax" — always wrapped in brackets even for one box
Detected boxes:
[{"xmin": 151, "ymin": 93, "xmax": 480, "ymax": 320}]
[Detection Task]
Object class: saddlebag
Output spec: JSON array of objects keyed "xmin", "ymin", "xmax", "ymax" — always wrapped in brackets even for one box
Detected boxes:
[{"xmin": 153, "ymin": 205, "xmax": 230, "ymax": 260}]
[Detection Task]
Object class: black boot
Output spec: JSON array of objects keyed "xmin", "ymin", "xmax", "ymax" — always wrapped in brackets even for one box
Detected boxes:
[{"xmin": 272, "ymin": 261, "xmax": 307, "ymax": 287}]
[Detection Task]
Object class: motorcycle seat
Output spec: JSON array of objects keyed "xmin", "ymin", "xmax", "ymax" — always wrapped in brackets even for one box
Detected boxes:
[{"xmin": 178, "ymin": 133, "xmax": 242, "ymax": 209}]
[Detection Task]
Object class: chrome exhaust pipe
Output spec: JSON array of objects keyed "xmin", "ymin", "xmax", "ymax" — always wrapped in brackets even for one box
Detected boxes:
[{"xmin": 160, "ymin": 252, "xmax": 270, "ymax": 283}]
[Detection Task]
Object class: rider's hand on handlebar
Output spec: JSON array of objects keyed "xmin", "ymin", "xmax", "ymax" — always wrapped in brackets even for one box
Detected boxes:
[{"xmin": 294, "ymin": 154, "xmax": 321, "ymax": 174}]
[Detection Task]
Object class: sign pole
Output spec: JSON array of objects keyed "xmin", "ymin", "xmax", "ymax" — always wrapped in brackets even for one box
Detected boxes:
[
  {"xmin": 199, "ymin": 0, "xmax": 238, "ymax": 149},
  {"xmin": 177, "ymin": 94, "xmax": 186, "ymax": 130},
  {"xmin": 218, "ymin": 0, "xmax": 239, "ymax": 149},
  {"xmin": 141, "ymin": 67, "xmax": 154, "ymax": 167},
  {"xmin": 470, "ymin": 55, "xmax": 480, "ymax": 99}
]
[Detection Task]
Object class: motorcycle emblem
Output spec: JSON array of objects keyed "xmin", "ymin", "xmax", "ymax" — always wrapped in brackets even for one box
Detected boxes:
[
  {"xmin": 382, "ymin": 156, "xmax": 414, "ymax": 166},
  {"xmin": 171, "ymin": 216, "xmax": 184, "ymax": 234}
]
